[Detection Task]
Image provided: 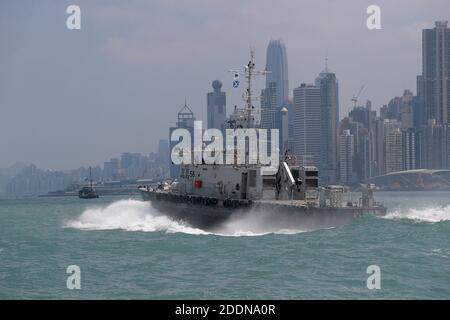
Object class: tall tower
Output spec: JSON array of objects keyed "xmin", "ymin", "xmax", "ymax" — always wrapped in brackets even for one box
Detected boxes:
[
  {"xmin": 206, "ymin": 80, "xmax": 226, "ymax": 132},
  {"xmin": 384, "ymin": 128, "xmax": 403, "ymax": 174},
  {"xmin": 292, "ymin": 84, "xmax": 321, "ymax": 166},
  {"xmin": 265, "ymin": 40, "xmax": 289, "ymax": 109},
  {"xmin": 315, "ymin": 60, "xmax": 339, "ymax": 184},
  {"xmin": 422, "ymin": 21, "xmax": 450, "ymax": 125},
  {"xmin": 169, "ymin": 102, "xmax": 196, "ymax": 178},
  {"xmin": 339, "ymin": 130, "xmax": 355, "ymax": 185}
]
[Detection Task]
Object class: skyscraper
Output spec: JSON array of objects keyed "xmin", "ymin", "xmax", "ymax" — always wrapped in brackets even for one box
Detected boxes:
[
  {"xmin": 339, "ymin": 130, "xmax": 355, "ymax": 185},
  {"xmin": 260, "ymin": 81, "xmax": 285, "ymax": 154},
  {"xmin": 418, "ymin": 121, "xmax": 449, "ymax": 169},
  {"xmin": 262, "ymin": 40, "xmax": 289, "ymax": 155},
  {"xmin": 260, "ymin": 82, "xmax": 278, "ymax": 130},
  {"xmin": 422, "ymin": 21, "xmax": 450, "ymax": 125},
  {"xmin": 380, "ymin": 119, "xmax": 402, "ymax": 175},
  {"xmin": 415, "ymin": 75, "xmax": 426, "ymax": 127},
  {"xmin": 206, "ymin": 80, "xmax": 226, "ymax": 132},
  {"xmin": 385, "ymin": 128, "xmax": 403, "ymax": 174},
  {"xmin": 265, "ymin": 40, "xmax": 289, "ymax": 109},
  {"xmin": 292, "ymin": 84, "xmax": 321, "ymax": 166},
  {"xmin": 402, "ymin": 128, "xmax": 418, "ymax": 171},
  {"xmin": 315, "ymin": 63, "xmax": 339, "ymax": 184}
]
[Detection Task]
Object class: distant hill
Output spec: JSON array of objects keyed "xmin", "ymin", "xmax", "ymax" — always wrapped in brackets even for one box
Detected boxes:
[{"xmin": 0, "ymin": 162, "xmax": 26, "ymax": 195}]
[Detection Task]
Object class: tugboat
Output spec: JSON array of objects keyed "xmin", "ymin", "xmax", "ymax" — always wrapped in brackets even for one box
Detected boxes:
[
  {"xmin": 78, "ymin": 167, "xmax": 99, "ymax": 199},
  {"xmin": 139, "ymin": 51, "xmax": 387, "ymax": 230}
]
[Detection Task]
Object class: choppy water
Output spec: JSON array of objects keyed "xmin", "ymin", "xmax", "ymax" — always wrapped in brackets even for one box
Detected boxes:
[{"xmin": 0, "ymin": 192, "xmax": 449, "ymax": 299}]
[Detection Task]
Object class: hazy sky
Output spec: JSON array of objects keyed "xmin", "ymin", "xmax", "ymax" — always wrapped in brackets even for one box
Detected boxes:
[{"xmin": 0, "ymin": 0, "xmax": 448, "ymax": 170}]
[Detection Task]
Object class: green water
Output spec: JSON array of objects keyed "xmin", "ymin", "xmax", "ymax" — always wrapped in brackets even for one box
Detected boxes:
[{"xmin": 0, "ymin": 192, "xmax": 449, "ymax": 299}]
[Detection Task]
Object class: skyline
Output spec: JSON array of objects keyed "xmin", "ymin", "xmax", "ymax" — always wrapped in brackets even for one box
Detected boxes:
[{"xmin": 1, "ymin": 1, "xmax": 449, "ymax": 170}]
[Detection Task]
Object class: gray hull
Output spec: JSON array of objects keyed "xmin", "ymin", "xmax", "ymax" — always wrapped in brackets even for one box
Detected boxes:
[{"xmin": 140, "ymin": 189, "xmax": 386, "ymax": 231}]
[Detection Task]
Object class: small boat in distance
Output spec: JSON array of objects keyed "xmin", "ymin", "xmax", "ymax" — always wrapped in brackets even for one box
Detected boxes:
[{"xmin": 78, "ymin": 166, "xmax": 99, "ymax": 199}]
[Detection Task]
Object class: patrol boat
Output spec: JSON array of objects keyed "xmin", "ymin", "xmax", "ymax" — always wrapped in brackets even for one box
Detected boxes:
[{"xmin": 139, "ymin": 51, "xmax": 386, "ymax": 230}]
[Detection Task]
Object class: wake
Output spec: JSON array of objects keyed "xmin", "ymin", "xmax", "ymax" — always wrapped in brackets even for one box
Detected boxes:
[
  {"xmin": 385, "ymin": 204, "xmax": 450, "ymax": 223},
  {"xmin": 65, "ymin": 199, "xmax": 316, "ymax": 236},
  {"xmin": 65, "ymin": 199, "xmax": 209, "ymax": 235}
]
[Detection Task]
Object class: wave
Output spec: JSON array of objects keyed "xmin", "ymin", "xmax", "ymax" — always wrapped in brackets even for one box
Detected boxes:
[
  {"xmin": 212, "ymin": 208, "xmax": 318, "ymax": 236},
  {"xmin": 385, "ymin": 204, "xmax": 450, "ymax": 223},
  {"xmin": 65, "ymin": 199, "xmax": 209, "ymax": 235},
  {"xmin": 66, "ymin": 199, "xmax": 316, "ymax": 236}
]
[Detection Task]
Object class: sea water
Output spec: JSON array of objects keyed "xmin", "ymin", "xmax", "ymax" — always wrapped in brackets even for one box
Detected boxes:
[{"xmin": 0, "ymin": 192, "xmax": 449, "ymax": 299}]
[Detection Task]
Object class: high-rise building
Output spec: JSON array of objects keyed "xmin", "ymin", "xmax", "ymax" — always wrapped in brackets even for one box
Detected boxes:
[
  {"xmin": 315, "ymin": 64, "xmax": 339, "ymax": 184},
  {"xmin": 385, "ymin": 128, "xmax": 403, "ymax": 174},
  {"xmin": 169, "ymin": 103, "xmax": 196, "ymax": 178},
  {"xmin": 260, "ymin": 81, "xmax": 288, "ymax": 154},
  {"xmin": 103, "ymin": 158, "xmax": 119, "ymax": 181},
  {"xmin": 402, "ymin": 129, "xmax": 418, "ymax": 171},
  {"xmin": 260, "ymin": 81, "xmax": 278, "ymax": 130},
  {"xmin": 415, "ymin": 75, "xmax": 426, "ymax": 127},
  {"xmin": 422, "ymin": 21, "xmax": 450, "ymax": 125},
  {"xmin": 265, "ymin": 40, "xmax": 289, "ymax": 109},
  {"xmin": 340, "ymin": 117, "xmax": 367, "ymax": 182},
  {"xmin": 372, "ymin": 119, "xmax": 402, "ymax": 176},
  {"xmin": 359, "ymin": 134, "xmax": 371, "ymax": 181},
  {"xmin": 206, "ymin": 80, "xmax": 226, "ymax": 131},
  {"xmin": 400, "ymin": 90, "xmax": 415, "ymax": 129},
  {"xmin": 121, "ymin": 152, "xmax": 143, "ymax": 179},
  {"xmin": 339, "ymin": 130, "xmax": 355, "ymax": 185},
  {"xmin": 157, "ymin": 139, "xmax": 170, "ymax": 165},
  {"xmin": 292, "ymin": 84, "xmax": 321, "ymax": 166},
  {"xmin": 285, "ymin": 99, "xmax": 295, "ymax": 153},
  {"xmin": 349, "ymin": 100, "xmax": 378, "ymax": 178},
  {"xmin": 418, "ymin": 121, "xmax": 449, "ymax": 169}
]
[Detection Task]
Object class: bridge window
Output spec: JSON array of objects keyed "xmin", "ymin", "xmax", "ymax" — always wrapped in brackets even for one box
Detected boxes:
[
  {"xmin": 249, "ymin": 170, "xmax": 256, "ymax": 187},
  {"xmin": 306, "ymin": 179, "xmax": 318, "ymax": 188}
]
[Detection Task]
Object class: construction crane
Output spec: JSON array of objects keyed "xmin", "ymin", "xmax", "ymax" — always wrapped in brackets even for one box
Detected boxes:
[{"xmin": 351, "ymin": 84, "xmax": 365, "ymax": 108}]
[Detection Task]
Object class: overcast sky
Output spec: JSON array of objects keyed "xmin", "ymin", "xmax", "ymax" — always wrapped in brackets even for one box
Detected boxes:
[{"xmin": 0, "ymin": 0, "xmax": 448, "ymax": 170}]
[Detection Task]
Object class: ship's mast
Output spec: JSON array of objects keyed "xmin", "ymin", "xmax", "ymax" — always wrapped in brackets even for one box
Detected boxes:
[{"xmin": 229, "ymin": 49, "xmax": 270, "ymax": 128}]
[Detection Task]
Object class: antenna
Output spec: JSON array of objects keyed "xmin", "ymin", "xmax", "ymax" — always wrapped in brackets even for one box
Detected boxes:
[{"xmin": 229, "ymin": 49, "xmax": 271, "ymax": 128}]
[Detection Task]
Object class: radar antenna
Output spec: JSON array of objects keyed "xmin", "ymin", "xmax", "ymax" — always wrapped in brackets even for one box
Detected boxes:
[{"xmin": 229, "ymin": 49, "xmax": 270, "ymax": 128}]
